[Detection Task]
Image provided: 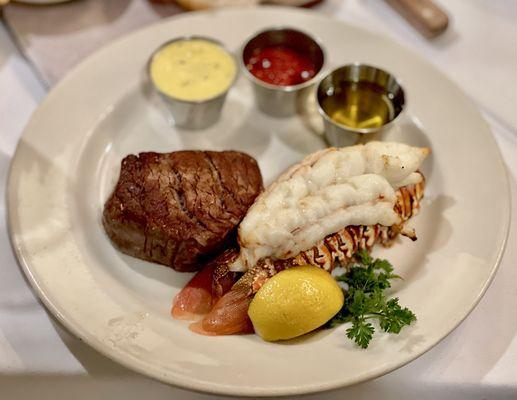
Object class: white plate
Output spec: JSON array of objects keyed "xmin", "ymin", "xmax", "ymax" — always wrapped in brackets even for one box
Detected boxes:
[{"xmin": 7, "ymin": 7, "xmax": 510, "ymax": 397}]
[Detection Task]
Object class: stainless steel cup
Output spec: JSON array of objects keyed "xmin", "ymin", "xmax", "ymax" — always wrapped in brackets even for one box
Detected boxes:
[
  {"xmin": 241, "ymin": 27, "xmax": 325, "ymax": 118},
  {"xmin": 317, "ymin": 64, "xmax": 405, "ymax": 147},
  {"xmin": 147, "ymin": 36, "xmax": 237, "ymax": 130}
]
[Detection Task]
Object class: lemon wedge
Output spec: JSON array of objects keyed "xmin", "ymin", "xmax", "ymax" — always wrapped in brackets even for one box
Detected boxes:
[{"xmin": 248, "ymin": 265, "xmax": 344, "ymax": 341}]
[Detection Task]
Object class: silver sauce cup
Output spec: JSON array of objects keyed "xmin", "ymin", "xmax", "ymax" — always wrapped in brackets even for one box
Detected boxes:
[
  {"xmin": 241, "ymin": 27, "xmax": 325, "ymax": 118},
  {"xmin": 317, "ymin": 64, "xmax": 405, "ymax": 147},
  {"xmin": 147, "ymin": 36, "xmax": 237, "ymax": 130}
]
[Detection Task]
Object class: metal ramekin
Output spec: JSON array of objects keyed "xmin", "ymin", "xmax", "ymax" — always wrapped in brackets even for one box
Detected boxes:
[
  {"xmin": 147, "ymin": 36, "xmax": 238, "ymax": 130},
  {"xmin": 317, "ymin": 64, "xmax": 406, "ymax": 147},
  {"xmin": 241, "ymin": 27, "xmax": 326, "ymax": 118}
]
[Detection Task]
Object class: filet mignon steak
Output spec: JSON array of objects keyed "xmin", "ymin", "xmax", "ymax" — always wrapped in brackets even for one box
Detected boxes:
[{"xmin": 103, "ymin": 151, "xmax": 263, "ymax": 272}]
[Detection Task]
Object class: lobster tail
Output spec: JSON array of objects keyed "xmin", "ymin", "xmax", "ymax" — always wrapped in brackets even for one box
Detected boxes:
[{"xmin": 188, "ymin": 178, "xmax": 425, "ymax": 335}]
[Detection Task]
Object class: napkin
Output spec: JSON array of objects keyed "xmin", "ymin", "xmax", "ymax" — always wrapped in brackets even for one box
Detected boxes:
[{"xmin": 3, "ymin": 0, "xmax": 183, "ymax": 86}]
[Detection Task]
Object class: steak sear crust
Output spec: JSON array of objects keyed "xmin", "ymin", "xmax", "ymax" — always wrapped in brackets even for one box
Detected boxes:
[{"xmin": 103, "ymin": 151, "xmax": 263, "ymax": 272}]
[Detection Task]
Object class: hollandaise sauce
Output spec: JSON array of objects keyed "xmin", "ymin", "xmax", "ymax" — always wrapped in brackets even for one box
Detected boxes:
[{"xmin": 150, "ymin": 38, "xmax": 236, "ymax": 102}]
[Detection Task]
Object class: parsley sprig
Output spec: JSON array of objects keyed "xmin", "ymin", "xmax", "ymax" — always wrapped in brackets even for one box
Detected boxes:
[{"xmin": 327, "ymin": 250, "xmax": 416, "ymax": 348}]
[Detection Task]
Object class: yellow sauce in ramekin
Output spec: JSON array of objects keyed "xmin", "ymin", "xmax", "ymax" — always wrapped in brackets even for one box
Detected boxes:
[{"xmin": 150, "ymin": 38, "xmax": 236, "ymax": 102}]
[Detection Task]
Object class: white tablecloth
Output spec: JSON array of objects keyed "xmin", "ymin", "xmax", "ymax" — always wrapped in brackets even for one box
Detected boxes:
[{"xmin": 1, "ymin": 1, "xmax": 517, "ymax": 399}]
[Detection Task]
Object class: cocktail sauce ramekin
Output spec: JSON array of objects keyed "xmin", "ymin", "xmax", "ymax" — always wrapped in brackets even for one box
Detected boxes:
[{"xmin": 241, "ymin": 27, "xmax": 326, "ymax": 118}]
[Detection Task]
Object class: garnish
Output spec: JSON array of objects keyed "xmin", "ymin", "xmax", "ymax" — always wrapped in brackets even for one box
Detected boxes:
[{"xmin": 327, "ymin": 250, "xmax": 416, "ymax": 348}]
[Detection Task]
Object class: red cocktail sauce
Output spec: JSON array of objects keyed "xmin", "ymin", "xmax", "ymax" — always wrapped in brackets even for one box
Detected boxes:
[{"xmin": 245, "ymin": 46, "xmax": 317, "ymax": 86}]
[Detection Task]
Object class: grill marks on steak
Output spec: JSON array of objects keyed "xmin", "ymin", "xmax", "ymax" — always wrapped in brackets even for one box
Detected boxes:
[{"xmin": 103, "ymin": 151, "xmax": 263, "ymax": 272}]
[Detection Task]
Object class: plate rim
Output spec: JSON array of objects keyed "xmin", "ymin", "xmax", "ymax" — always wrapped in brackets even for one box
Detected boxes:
[{"xmin": 6, "ymin": 6, "xmax": 512, "ymax": 397}]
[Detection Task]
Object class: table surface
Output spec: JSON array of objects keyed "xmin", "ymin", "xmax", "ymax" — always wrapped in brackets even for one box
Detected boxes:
[{"xmin": 1, "ymin": 1, "xmax": 517, "ymax": 399}]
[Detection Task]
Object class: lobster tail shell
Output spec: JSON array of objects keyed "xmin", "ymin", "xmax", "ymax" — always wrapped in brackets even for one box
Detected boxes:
[{"xmin": 172, "ymin": 249, "xmax": 238, "ymax": 319}]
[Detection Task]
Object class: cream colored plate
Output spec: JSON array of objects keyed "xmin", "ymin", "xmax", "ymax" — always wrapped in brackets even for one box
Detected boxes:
[{"xmin": 7, "ymin": 7, "xmax": 510, "ymax": 397}]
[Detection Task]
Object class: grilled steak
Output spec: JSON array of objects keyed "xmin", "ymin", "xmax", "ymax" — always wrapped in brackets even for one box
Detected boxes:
[{"xmin": 103, "ymin": 151, "xmax": 263, "ymax": 272}]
